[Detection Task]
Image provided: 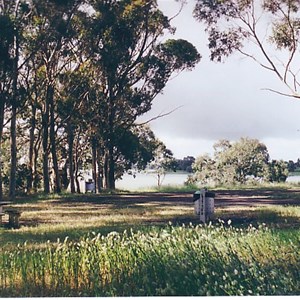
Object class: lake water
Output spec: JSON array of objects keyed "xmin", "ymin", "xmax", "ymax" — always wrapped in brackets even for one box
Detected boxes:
[
  {"xmin": 115, "ymin": 173, "xmax": 300, "ymax": 190},
  {"xmin": 286, "ymin": 175, "xmax": 300, "ymax": 183},
  {"xmin": 115, "ymin": 172, "xmax": 189, "ymax": 190}
]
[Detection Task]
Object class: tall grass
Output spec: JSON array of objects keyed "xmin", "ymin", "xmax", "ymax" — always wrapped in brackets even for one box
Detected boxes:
[{"xmin": 0, "ymin": 223, "xmax": 299, "ymax": 297}]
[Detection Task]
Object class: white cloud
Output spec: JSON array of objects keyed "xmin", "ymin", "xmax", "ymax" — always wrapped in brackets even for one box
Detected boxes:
[{"xmin": 142, "ymin": 1, "xmax": 300, "ymax": 161}]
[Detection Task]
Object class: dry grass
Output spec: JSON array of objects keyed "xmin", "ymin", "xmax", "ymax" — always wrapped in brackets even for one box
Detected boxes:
[
  {"xmin": 1, "ymin": 193, "xmax": 197, "ymax": 249},
  {"xmin": 1, "ymin": 189, "xmax": 300, "ymax": 249}
]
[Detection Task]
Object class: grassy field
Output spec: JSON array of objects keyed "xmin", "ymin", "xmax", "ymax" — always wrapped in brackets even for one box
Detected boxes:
[{"xmin": 0, "ymin": 187, "xmax": 299, "ymax": 296}]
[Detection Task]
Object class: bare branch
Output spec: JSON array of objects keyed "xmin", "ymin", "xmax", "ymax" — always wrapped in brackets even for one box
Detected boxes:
[
  {"xmin": 137, "ymin": 105, "xmax": 184, "ymax": 126},
  {"xmin": 237, "ymin": 49, "xmax": 274, "ymax": 72},
  {"xmin": 261, "ymin": 87, "xmax": 300, "ymax": 100},
  {"xmin": 168, "ymin": 0, "xmax": 186, "ymax": 23}
]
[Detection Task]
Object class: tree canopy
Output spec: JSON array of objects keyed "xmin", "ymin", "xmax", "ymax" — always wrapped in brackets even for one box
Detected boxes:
[
  {"xmin": 188, "ymin": 137, "xmax": 288, "ymax": 185},
  {"xmin": 0, "ymin": 0, "xmax": 200, "ymax": 197}
]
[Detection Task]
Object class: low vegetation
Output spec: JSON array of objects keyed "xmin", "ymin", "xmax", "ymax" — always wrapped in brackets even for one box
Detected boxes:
[
  {"xmin": 0, "ymin": 187, "xmax": 299, "ymax": 296},
  {"xmin": 1, "ymin": 223, "xmax": 299, "ymax": 297}
]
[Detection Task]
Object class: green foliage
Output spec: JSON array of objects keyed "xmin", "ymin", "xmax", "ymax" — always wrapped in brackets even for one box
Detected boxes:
[
  {"xmin": 0, "ymin": 0, "xmax": 201, "ymax": 195},
  {"xmin": 115, "ymin": 125, "xmax": 158, "ymax": 179},
  {"xmin": 68, "ymin": 0, "xmax": 200, "ymax": 188},
  {"xmin": 189, "ymin": 153, "xmax": 216, "ymax": 185},
  {"xmin": 189, "ymin": 137, "xmax": 288, "ymax": 185},
  {"xmin": 159, "ymin": 39, "xmax": 201, "ymax": 71},
  {"xmin": 146, "ymin": 141, "xmax": 177, "ymax": 186},
  {"xmin": 0, "ymin": 223, "xmax": 299, "ymax": 296},
  {"xmin": 176, "ymin": 156, "xmax": 195, "ymax": 173},
  {"xmin": 0, "ymin": 14, "xmax": 14, "ymax": 72},
  {"xmin": 268, "ymin": 160, "xmax": 289, "ymax": 182}
]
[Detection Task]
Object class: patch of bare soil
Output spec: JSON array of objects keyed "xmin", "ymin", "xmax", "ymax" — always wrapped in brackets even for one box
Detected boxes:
[
  {"xmin": 214, "ymin": 189, "xmax": 300, "ymax": 207},
  {"xmin": 97, "ymin": 189, "xmax": 300, "ymax": 207}
]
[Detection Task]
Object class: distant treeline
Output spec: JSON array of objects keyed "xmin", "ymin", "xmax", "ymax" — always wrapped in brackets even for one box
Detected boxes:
[
  {"xmin": 176, "ymin": 157, "xmax": 300, "ymax": 174},
  {"xmin": 287, "ymin": 160, "xmax": 300, "ymax": 173},
  {"xmin": 175, "ymin": 156, "xmax": 195, "ymax": 173}
]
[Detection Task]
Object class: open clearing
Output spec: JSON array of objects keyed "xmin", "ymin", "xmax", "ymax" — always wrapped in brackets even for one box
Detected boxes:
[
  {"xmin": 0, "ymin": 187, "xmax": 299, "ymax": 296},
  {"xmin": 4, "ymin": 188, "xmax": 300, "ymax": 229},
  {"xmin": 1, "ymin": 187, "xmax": 299, "ymax": 248}
]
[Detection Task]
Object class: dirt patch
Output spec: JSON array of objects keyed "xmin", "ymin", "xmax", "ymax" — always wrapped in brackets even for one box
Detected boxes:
[
  {"xmin": 15, "ymin": 189, "xmax": 300, "ymax": 228},
  {"xmin": 83, "ymin": 189, "xmax": 300, "ymax": 207},
  {"xmin": 214, "ymin": 189, "xmax": 300, "ymax": 207}
]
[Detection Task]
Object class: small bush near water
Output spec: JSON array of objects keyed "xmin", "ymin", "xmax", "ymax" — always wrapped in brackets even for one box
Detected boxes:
[{"xmin": 0, "ymin": 222, "xmax": 299, "ymax": 297}]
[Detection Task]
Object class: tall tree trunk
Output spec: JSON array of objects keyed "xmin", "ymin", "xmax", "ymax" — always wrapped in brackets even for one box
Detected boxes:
[
  {"xmin": 107, "ymin": 145, "xmax": 115, "ymax": 189},
  {"xmin": 49, "ymin": 93, "xmax": 61, "ymax": 193},
  {"xmin": 60, "ymin": 162, "xmax": 69, "ymax": 190},
  {"xmin": 0, "ymin": 100, "xmax": 4, "ymax": 201},
  {"xmin": 96, "ymin": 148, "xmax": 102, "ymax": 192},
  {"xmin": 42, "ymin": 93, "xmax": 50, "ymax": 194},
  {"xmin": 9, "ymin": 30, "xmax": 19, "ymax": 200},
  {"xmin": 91, "ymin": 139, "xmax": 97, "ymax": 193},
  {"xmin": 67, "ymin": 122, "xmax": 75, "ymax": 193},
  {"xmin": 103, "ymin": 151, "xmax": 108, "ymax": 189},
  {"xmin": 33, "ymin": 129, "xmax": 41, "ymax": 192},
  {"xmin": 103, "ymin": 146, "xmax": 115, "ymax": 190},
  {"xmin": 27, "ymin": 100, "xmax": 36, "ymax": 193},
  {"xmin": 74, "ymin": 130, "xmax": 81, "ymax": 193},
  {"xmin": 75, "ymin": 163, "xmax": 80, "ymax": 193},
  {"xmin": 9, "ymin": 104, "xmax": 17, "ymax": 199},
  {"xmin": 104, "ymin": 91, "xmax": 116, "ymax": 190}
]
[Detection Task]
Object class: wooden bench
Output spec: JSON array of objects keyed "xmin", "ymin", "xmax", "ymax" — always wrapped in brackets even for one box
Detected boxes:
[{"xmin": 4, "ymin": 209, "xmax": 21, "ymax": 228}]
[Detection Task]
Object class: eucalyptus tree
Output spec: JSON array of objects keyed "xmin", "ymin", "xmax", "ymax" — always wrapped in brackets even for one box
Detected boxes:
[
  {"xmin": 189, "ymin": 138, "xmax": 271, "ymax": 185},
  {"xmin": 115, "ymin": 124, "xmax": 159, "ymax": 182},
  {"xmin": 0, "ymin": 4, "xmax": 14, "ymax": 200},
  {"xmin": 268, "ymin": 159, "xmax": 289, "ymax": 182},
  {"xmin": 21, "ymin": 61, "xmax": 44, "ymax": 193},
  {"xmin": 146, "ymin": 140, "xmax": 177, "ymax": 187},
  {"xmin": 193, "ymin": 0, "xmax": 300, "ymax": 99},
  {"xmin": 27, "ymin": 0, "xmax": 85, "ymax": 193},
  {"xmin": 216, "ymin": 138, "xmax": 270, "ymax": 184},
  {"xmin": 58, "ymin": 68, "xmax": 91, "ymax": 193},
  {"xmin": 0, "ymin": 0, "xmax": 32, "ymax": 199},
  {"xmin": 82, "ymin": 0, "xmax": 201, "ymax": 189}
]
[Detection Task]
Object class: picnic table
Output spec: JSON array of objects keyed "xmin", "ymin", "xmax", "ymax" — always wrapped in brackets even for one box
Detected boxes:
[{"xmin": 0, "ymin": 202, "xmax": 21, "ymax": 228}]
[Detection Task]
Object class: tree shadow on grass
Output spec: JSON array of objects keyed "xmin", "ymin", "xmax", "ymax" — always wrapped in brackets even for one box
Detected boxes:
[
  {"xmin": 55, "ymin": 192, "xmax": 193, "ymax": 209},
  {"xmin": 215, "ymin": 206, "xmax": 300, "ymax": 229},
  {"xmin": 3, "ymin": 189, "xmax": 300, "ymax": 249}
]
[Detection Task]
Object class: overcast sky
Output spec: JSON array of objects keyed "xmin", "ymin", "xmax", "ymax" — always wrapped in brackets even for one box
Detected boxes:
[{"xmin": 140, "ymin": 0, "xmax": 300, "ymax": 161}]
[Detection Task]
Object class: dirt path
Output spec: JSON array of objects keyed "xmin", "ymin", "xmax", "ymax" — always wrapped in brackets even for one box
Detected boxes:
[
  {"xmin": 84, "ymin": 188, "xmax": 300, "ymax": 207},
  {"xmin": 214, "ymin": 189, "xmax": 300, "ymax": 207}
]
